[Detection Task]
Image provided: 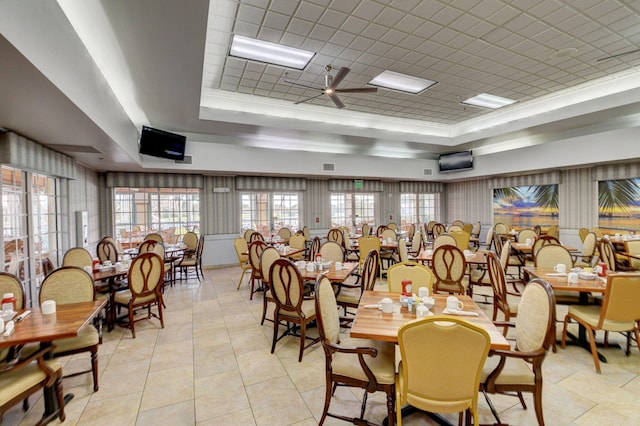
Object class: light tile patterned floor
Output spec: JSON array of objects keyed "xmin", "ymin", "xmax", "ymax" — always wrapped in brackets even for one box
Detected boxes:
[{"xmin": 5, "ymin": 266, "xmax": 640, "ymax": 425}]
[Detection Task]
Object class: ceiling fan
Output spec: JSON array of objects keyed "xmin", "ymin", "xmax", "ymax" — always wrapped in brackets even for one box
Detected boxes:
[{"xmin": 285, "ymin": 65, "xmax": 377, "ymax": 109}]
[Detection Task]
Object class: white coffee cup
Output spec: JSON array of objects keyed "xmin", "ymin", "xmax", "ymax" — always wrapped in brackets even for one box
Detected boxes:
[
  {"xmin": 103, "ymin": 260, "xmax": 112, "ymax": 267},
  {"xmin": 446, "ymin": 296, "xmax": 464, "ymax": 311},
  {"xmin": 379, "ymin": 297, "xmax": 393, "ymax": 314},
  {"xmin": 554, "ymin": 264, "xmax": 567, "ymax": 273},
  {"xmin": 418, "ymin": 287, "xmax": 429, "ymax": 298},
  {"xmin": 525, "ymin": 238, "xmax": 533, "ymax": 246},
  {"xmin": 463, "ymin": 249, "xmax": 471, "ymax": 257},
  {"xmin": 568, "ymin": 272, "xmax": 579, "ymax": 283},
  {"xmin": 335, "ymin": 261, "xmax": 343, "ymax": 270}
]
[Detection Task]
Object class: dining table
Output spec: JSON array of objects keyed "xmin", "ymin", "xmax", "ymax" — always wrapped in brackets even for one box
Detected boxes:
[
  {"xmin": 298, "ymin": 261, "xmax": 358, "ymax": 283},
  {"xmin": 0, "ymin": 300, "xmax": 107, "ymax": 424},
  {"xmin": 93, "ymin": 267, "xmax": 129, "ymax": 331}
]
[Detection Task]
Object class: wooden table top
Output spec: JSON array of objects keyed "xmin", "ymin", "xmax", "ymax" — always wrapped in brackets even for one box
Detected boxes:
[
  {"xmin": 299, "ymin": 261, "xmax": 357, "ymax": 282},
  {"xmin": 415, "ymin": 250, "xmax": 486, "ymax": 265},
  {"xmin": 350, "ymin": 290, "xmax": 510, "ymax": 350},
  {"xmin": 0, "ymin": 299, "xmax": 107, "ymax": 348},
  {"xmin": 512, "ymin": 242, "xmax": 577, "ymax": 253},
  {"xmin": 523, "ymin": 267, "xmax": 607, "ymax": 293}
]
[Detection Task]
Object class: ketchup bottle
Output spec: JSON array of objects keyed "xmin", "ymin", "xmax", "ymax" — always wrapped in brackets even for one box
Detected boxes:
[
  {"xmin": 401, "ymin": 280, "xmax": 412, "ymax": 297},
  {"xmin": 2, "ymin": 293, "xmax": 17, "ymax": 312}
]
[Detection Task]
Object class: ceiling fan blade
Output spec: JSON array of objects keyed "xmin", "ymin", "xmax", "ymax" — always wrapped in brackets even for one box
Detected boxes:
[
  {"xmin": 328, "ymin": 93, "xmax": 345, "ymax": 109},
  {"xmin": 335, "ymin": 87, "xmax": 378, "ymax": 93},
  {"xmin": 284, "ymin": 80, "xmax": 323, "ymax": 91},
  {"xmin": 329, "ymin": 67, "xmax": 350, "ymax": 89},
  {"xmin": 294, "ymin": 93, "xmax": 325, "ymax": 105}
]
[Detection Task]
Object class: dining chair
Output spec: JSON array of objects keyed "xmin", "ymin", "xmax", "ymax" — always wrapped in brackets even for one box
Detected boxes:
[
  {"xmin": 535, "ymin": 243, "xmax": 581, "ymax": 308},
  {"xmin": 432, "ymin": 244, "xmax": 468, "ymax": 295},
  {"xmin": 327, "ymin": 228, "xmax": 345, "ymax": 248},
  {"xmin": 233, "ymin": 237, "xmax": 251, "ymax": 290},
  {"xmin": 335, "ymin": 249, "xmax": 380, "ymax": 316},
  {"xmin": 178, "ymin": 234, "xmax": 205, "ymax": 282},
  {"xmin": 476, "ymin": 226, "xmax": 494, "ymax": 253},
  {"xmin": 39, "ymin": 266, "xmax": 101, "ymax": 391},
  {"xmin": 259, "ymin": 246, "xmax": 281, "ymax": 325},
  {"xmin": 578, "ymin": 227, "xmax": 589, "ymax": 243},
  {"xmin": 494, "ymin": 223, "xmax": 509, "ymax": 235},
  {"xmin": 573, "ymin": 231, "xmax": 597, "ymax": 268},
  {"xmin": 561, "ymin": 273, "xmax": 640, "ymax": 373},
  {"xmin": 470, "ymin": 239, "xmax": 514, "ymax": 303},
  {"xmin": 624, "ymin": 240, "xmax": 640, "ymax": 269},
  {"xmin": 447, "ymin": 225, "xmax": 462, "ymax": 233},
  {"xmin": 314, "ymin": 275, "xmax": 396, "ymax": 425},
  {"xmin": 486, "ymin": 252, "xmax": 519, "ymax": 324},
  {"xmin": 407, "ymin": 231, "xmax": 422, "ymax": 259},
  {"xmin": 482, "ymin": 278, "xmax": 556, "ymax": 426},
  {"xmin": 249, "ymin": 231, "xmax": 265, "ymax": 243},
  {"xmin": 62, "ymin": 246, "xmax": 92, "ymax": 268},
  {"xmin": 387, "ymin": 261, "xmax": 434, "ymax": 294},
  {"xmin": 375, "ymin": 225, "xmax": 389, "ymax": 237},
  {"xmin": 41, "ymin": 257, "xmax": 56, "ymax": 278},
  {"xmin": 452, "ymin": 220, "xmax": 464, "ymax": 227},
  {"xmin": 450, "ymin": 230, "xmax": 471, "ymax": 251},
  {"xmin": 244, "ymin": 229, "xmax": 256, "ymax": 242},
  {"xmin": 395, "ymin": 238, "xmax": 409, "ymax": 263},
  {"xmin": 396, "ymin": 316, "xmax": 490, "ymax": 426},
  {"xmin": 0, "ymin": 272, "xmax": 26, "ymax": 310},
  {"xmin": 113, "ymin": 252, "xmax": 165, "ymax": 338},
  {"xmin": 302, "ymin": 225, "xmax": 311, "ymax": 243},
  {"xmin": 181, "ymin": 231, "xmax": 199, "ymax": 255},
  {"xmin": 307, "ymin": 236, "xmax": 321, "ymax": 261},
  {"xmin": 545, "ymin": 225, "xmax": 560, "ymax": 239},
  {"xmin": 288, "ymin": 234, "xmax": 306, "ymax": 260},
  {"xmin": 432, "ymin": 234, "xmax": 456, "ymax": 250},
  {"xmin": 472, "ymin": 221, "xmax": 481, "ymax": 239},
  {"xmin": 431, "ymin": 223, "xmax": 446, "ymax": 238},
  {"xmin": 598, "ymin": 238, "xmax": 634, "ymax": 272},
  {"xmin": 425, "ymin": 221, "xmax": 437, "ymax": 241},
  {"xmin": 407, "ymin": 223, "xmax": 415, "ymax": 241},
  {"xmin": 517, "ymin": 228, "xmax": 537, "ymax": 244},
  {"xmin": 531, "ymin": 235, "xmax": 560, "ymax": 265},
  {"xmin": 97, "ymin": 237, "xmax": 119, "ymax": 265},
  {"xmin": 357, "ymin": 236, "xmax": 381, "ymax": 277},
  {"xmin": 319, "ymin": 241, "xmax": 345, "ymax": 263},
  {"xmin": 361, "ymin": 223, "xmax": 370, "ymax": 236},
  {"xmin": 0, "ymin": 345, "xmax": 65, "ymax": 424},
  {"xmin": 387, "ymin": 222, "xmax": 399, "ymax": 231},
  {"xmin": 277, "ymin": 227, "xmax": 292, "ymax": 242},
  {"xmin": 139, "ymin": 239, "xmax": 175, "ymax": 287},
  {"xmin": 533, "ymin": 225, "xmax": 542, "ymax": 236},
  {"xmin": 269, "ymin": 258, "xmax": 319, "ymax": 362},
  {"xmin": 144, "ymin": 232, "xmax": 164, "ymax": 243}
]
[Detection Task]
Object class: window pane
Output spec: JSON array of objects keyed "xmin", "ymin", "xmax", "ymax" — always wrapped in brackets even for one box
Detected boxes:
[{"xmin": 400, "ymin": 194, "xmax": 417, "ymax": 230}]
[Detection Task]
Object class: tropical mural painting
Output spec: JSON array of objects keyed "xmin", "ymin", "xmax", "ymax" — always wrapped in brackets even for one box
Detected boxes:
[
  {"xmin": 493, "ymin": 184, "xmax": 559, "ymax": 228},
  {"xmin": 598, "ymin": 178, "xmax": 640, "ymax": 231}
]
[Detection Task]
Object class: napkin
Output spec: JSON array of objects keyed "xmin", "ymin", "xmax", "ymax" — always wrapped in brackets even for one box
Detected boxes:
[
  {"xmin": 545, "ymin": 272, "xmax": 567, "ymax": 277},
  {"xmin": 363, "ymin": 304, "xmax": 380, "ymax": 309},
  {"xmin": 442, "ymin": 308, "xmax": 479, "ymax": 316}
]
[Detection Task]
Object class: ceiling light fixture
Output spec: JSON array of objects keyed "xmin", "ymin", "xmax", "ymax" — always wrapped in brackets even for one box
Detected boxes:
[
  {"xmin": 368, "ymin": 70, "xmax": 437, "ymax": 94},
  {"xmin": 229, "ymin": 35, "xmax": 315, "ymax": 69},
  {"xmin": 462, "ymin": 93, "xmax": 516, "ymax": 109}
]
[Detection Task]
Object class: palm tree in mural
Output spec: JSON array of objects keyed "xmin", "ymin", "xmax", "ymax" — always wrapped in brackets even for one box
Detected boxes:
[
  {"xmin": 529, "ymin": 184, "xmax": 559, "ymax": 216},
  {"xmin": 493, "ymin": 187, "xmax": 519, "ymax": 204},
  {"xmin": 598, "ymin": 179, "xmax": 640, "ymax": 217}
]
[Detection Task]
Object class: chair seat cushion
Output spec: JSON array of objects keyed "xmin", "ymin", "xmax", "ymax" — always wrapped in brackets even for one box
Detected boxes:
[
  {"xmin": 568, "ymin": 305, "xmax": 636, "ymax": 332},
  {"xmin": 332, "ymin": 338, "xmax": 396, "ymax": 385},
  {"xmin": 335, "ymin": 287, "xmax": 361, "ymax": 305},
  {"xmin": 52, "ymin": 325, "xmax": 99, "ymax": 353},
  {"xmin": 0, "ymin": 360, "xmax": 62, "ymax": 405},
  {"xmin": 114, "ymin": 290, "xmax": 157, "ymax": 305},
  {"xmin": 177, "ymin": 258, "xmax": 196, "ymax": 267},
  {"xmin": 481, "ymin": 354, "xmax": 534, "ymax": 385},
  {"xmin": 279, "ymin": 299, "xmax": 315, "ymax": 320}
]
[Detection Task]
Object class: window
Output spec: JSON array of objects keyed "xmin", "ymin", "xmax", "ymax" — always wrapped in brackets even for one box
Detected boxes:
[
  {"xmin": 330, "ymin": 193, "xmax": 376, "ymax": 231},
  {"xmin": 241, "ymin": 192, "xmax": 301, "ymax": 235},
  {"xmin": 113, "ymin": 187, "xmax": 200, "ymax": 247},
  {"xmin": 2, "ymin": 166, "xmax": 62, "ymax": 306},
  {"xmin": 400, "ymin": 193, "xmax": 439, "ymax": 231}
]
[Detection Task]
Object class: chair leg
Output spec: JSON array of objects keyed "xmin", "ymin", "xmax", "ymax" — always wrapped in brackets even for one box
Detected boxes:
[
  {"xmin": 237, "ymin": 269, "xmax": 247, "ymax": 289},
  {"xmin": 54, "ymin": 377, "xmax": 66, "ymax": 422},
  {"xmin": 128, "ymin": 305, "xmax": 136, "ymax": 338},
  {"xmin": 561, "ymin": 314, "xmax": 570, "ymax": 348},
  {"xmin": 586, "ymin": 326, "xmax": 601, "ymax": 373},
  {"xmin": 91, "ymin": 349, "xmax": 99, "ymax": 391},
  {"xmin": 386, "ymin": 387, "xmax": 395, "ymax": 426},
  {"xmin": 271, "ymin": 312, "xmax": 279, "ymax": 354},
  {"xmin": 319, "ymin": 375, "xmax": 332, "ymax": 425},
  {"xmin": 298, "ymin": 321, "xmax": 306, "ymax": 362}
]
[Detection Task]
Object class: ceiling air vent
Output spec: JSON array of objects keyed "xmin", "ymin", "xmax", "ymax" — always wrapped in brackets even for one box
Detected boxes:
[
  {"xmin": 175, "ymin": 155, "xmax": 192, "ymax": 164},
  {"xmin": 423, "ymin": 168, "xmax": 433, "ymax": 176},
  {"xmin": 323, "ymin": 163, "xmax": 335, "ymax": 172}
]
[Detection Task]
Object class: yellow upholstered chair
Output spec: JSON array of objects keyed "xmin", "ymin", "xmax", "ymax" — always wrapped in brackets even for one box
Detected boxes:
[
  {"xmin": 259, "ymin": 246, "xmax": 281, "ymax": 325},
  {"xmin": 387, "ymin": 261, "xmax": 434, "ymax": 295},
  {"xmin": 433, "ymin": 234, "xmax": 456, "ymax": 250},
  {"xmin": 233, "ymin": 238, "xmax": 251, "ymax": 290},
  {"xmin": 39, "ymin": 266, "xmax": 101, "ymax": 391},
  {"xmin": 0, "ymin": 345, "xmax": 65, "ymax": 424},
  {"xmin": 432, "ymin": 245, "xmax": 468, "ymax": 295},
  {"xmin": 269, "ymin": 258, "xmax": 319, "ymax": 362},
  {"xmin": 396, "ymin": 316, "xmax": 490, "ymax": 426},
  {"xmin": 578, "ymin": 227, "xmax": 589, "ymax": 243},
  {"xmin": 482, "ymin": 278, "xmax": 556, "ymax": 426},
  {"xmin": 319, "ymin": 241, "xmax": 345, "ymax": 263},
  {"xmin": 114, "ymin": 252, "xmax": 165, "ymax": 338},
  {"xmin": 144, "ymin": 232, "xmax": 164, "ymax": 243},
  {"xmin": 623, "ymin": 240, "xmax": 640, "ymax": 270},
  {"xmin": 0, "ymin": 272, "xmax": 26, "ymax": 310},
  {"xmin": 314, "ymin": 275, "xmax": 395, "ymax": 425},
  {"xmin": 288, "ymin": 234, "xmax": 306, "ymax": 260},
  {"xmin": 546, "ymin": 225, "xmax": 559, "ymax": 239},
  {"xmin": 62, "ymin": 247, "xmax": 92, "ymax": 268},
  {"xmin": 447, "ymin": 225, "xmax": 462, "ymax": 233},
  {"xmin": 562, "ymin": 274, "xmax": 640, "ymax": 373},
  {"xmin": 358, "ymin": 236, "xmax": 381, "ymax": 276},
  {"xmin": 573, "ymin": 231, "xmax": 597, "ymax": 268},
  {"xmin": 450, "ymin": 230, "xmax": 471, "ymax": 251}
]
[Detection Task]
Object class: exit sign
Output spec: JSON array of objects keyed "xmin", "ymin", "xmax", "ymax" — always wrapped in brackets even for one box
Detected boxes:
[{"xmin": 354, "ymin": 179, "xmax": 363, "ymax": 189}]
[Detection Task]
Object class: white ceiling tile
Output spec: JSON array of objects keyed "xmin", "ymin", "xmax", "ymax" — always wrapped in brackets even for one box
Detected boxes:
[
  {"xmin": 296, "ymin": 2, "xmax": 326, "ymax": 21},
  {"xmin": 309, "ymin": 24, "xmax": 336, "ymax": 41},
  {"xmin": 341, "ymin": 16, "xmax": 369, "ymax": 34},
  {"xmin": 352, "ymin": 0, "xmax": 385, "ymax": 21},
  {"xmin": 237, "ymin": 3, "xmax": 266, "ymax": 25},
  {"xmin": 318, "ymin": 9, "xmax": 349, "ymax": 28},
  {"xmin": 373, "ymin": 6, "xmax": 405, "ymax": 27},
  {"xmin": 361, "ymin": 22, "xmax": 388, "ymax": 39}
]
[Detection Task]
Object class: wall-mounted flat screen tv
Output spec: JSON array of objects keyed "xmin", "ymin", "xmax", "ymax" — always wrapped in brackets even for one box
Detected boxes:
[
  {"xmin": 438, "ymin": 150, "xmax": 473, "ymax": 173},
  {"xmin": 139, "ymin": 126, "xmax": 186, "ymax": 161}
]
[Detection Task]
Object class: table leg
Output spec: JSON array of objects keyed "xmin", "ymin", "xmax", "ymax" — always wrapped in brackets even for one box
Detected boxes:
[{"xmin": 40, "ymin": 342, "xmax": 73, "ymax": 425}]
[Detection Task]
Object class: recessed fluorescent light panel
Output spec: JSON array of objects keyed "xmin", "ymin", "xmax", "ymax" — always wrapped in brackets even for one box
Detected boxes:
[
  {"xmin": 368, "ymin": 70, "xmax": 437, "ymax": 94},
  {"xmin": 229, "ymin": 35, "xmax": 314, "ymax": 69},
  {"xmin": 462, "ymin": 93, "xmax": 516, "ymax": 109}
]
